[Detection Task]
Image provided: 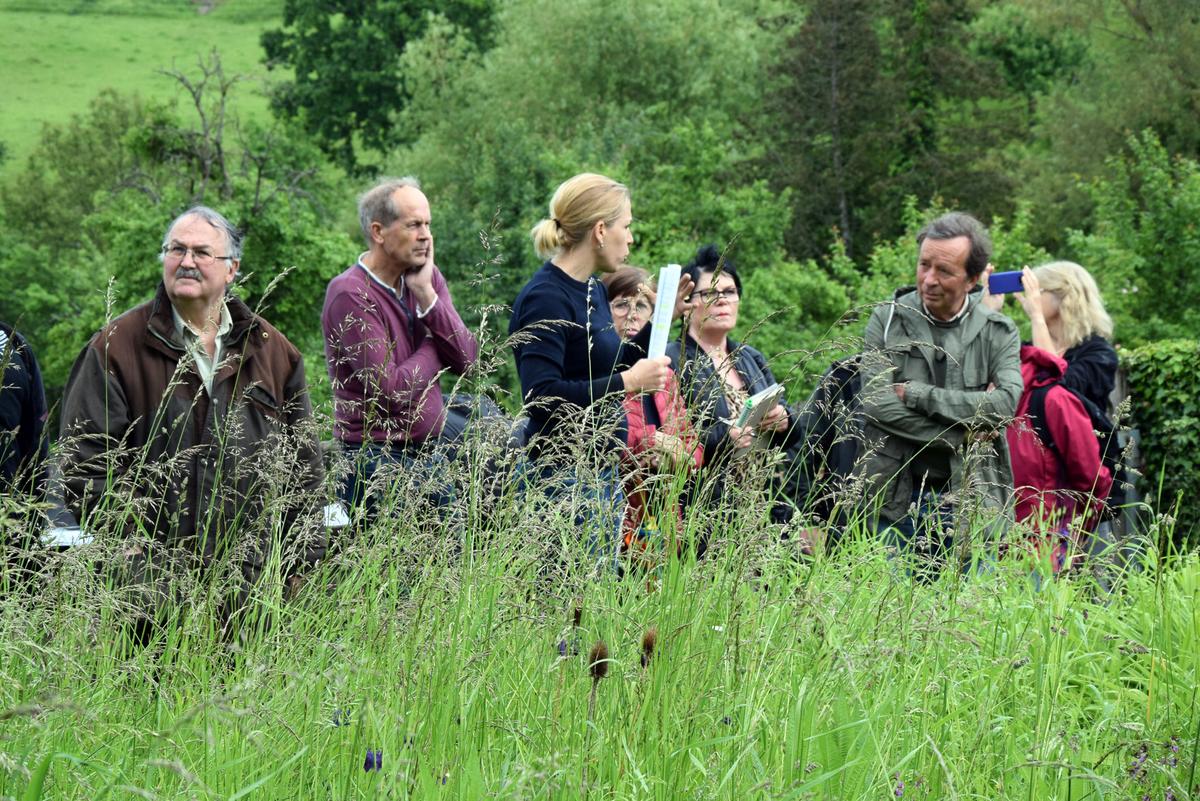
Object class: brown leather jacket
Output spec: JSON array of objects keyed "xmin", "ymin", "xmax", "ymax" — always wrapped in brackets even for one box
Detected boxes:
[{"xmin": 59, "ymin": 284, "xmax": 326, "ymax": 574}]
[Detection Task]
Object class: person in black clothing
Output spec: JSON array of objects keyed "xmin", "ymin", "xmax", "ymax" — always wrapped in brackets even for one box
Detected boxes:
[
  {"xmin": 2, "ymin": 322, "xmax": 49, "ymax": 589},
  {"xmin": 667, "ymin": 245, "xmax": 803, "ymax": 539},
  {"xmin": 0, "ymin": 323, "xmax": 48, "ymax": 499},
  {"xmin": 509, "ymin": 173, "xmax": 691, "ymax": 564}
]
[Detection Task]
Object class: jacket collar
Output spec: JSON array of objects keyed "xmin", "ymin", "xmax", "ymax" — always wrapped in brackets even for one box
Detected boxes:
[{"xmin": 145, "ymin": 282, "xmax": 258, "ymax": 355}]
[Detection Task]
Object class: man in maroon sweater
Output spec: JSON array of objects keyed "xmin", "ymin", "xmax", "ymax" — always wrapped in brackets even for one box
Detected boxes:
[{"xmin": 322, "ymin": 178, "xmax": 479, "ymax": 516}]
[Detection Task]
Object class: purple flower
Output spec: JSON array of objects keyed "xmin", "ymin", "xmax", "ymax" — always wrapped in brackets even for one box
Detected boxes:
[
  {"xmin": 1165, "ymin": 787, "xmax": 1176, "ymax": 801},
  {"xmin": 364, "ymin": 749, "xmax": 382, "ymax": 772},
  {"xmin": 1130, "ymin": 744, "xmax": 1149, "ymax": 779},
  {"xmin": 893, "ymin": 773, "xmax": 904, "ymax": 798},
  {"xmin": 557, "ymin": 639, "xmax": 568, "ymax": 657}
]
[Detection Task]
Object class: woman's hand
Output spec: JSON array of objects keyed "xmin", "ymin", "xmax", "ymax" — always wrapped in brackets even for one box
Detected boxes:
[
  {"xmin": 1016, "ymin": 266, "xmax": 1043, "ymax": 320},
  {"xmin": 673, "ymin": 274, "xmax": 696, "ymax": 320},
  {"xmin": 631, "ymin": 274, "xmax": 695, "ymax": 322},
  {"xmin": 643, "ymin": 430, "xmax": 689, "ymax": 471},
  {"xmin": 727, "ymin": 424, "xmax": 754, "ymax": 450},
  {"xmin": 758, "ymin": 403, "xmax": 789, "ymax": 434},
  {"xmin": 622, "ymin": 356, "xmax": 672, "ymax": 393}
]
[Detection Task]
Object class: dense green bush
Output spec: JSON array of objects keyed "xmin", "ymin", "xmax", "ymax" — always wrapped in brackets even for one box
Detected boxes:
[
  {"xmin": 1121, "ymin": 339, "xmax": 1200, "ymax": 548},
  {"xmin": 1069, "ymin": 130, "xmax": 1200, "ymax": 346}
]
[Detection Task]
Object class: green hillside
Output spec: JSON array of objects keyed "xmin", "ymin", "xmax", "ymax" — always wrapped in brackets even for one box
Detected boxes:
[{"xmin": 0, "ymin": 1, "xmax": 282, "ymax": 175}]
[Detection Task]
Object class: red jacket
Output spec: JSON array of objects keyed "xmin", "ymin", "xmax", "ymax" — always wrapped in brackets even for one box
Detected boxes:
[
  {"xmin": 620, "ymin": 369, "xmax": 703, "ymax": 545},
  {"xmin": 1006, "ymin": 345, "xmax": 1112, "ymax": 543}
]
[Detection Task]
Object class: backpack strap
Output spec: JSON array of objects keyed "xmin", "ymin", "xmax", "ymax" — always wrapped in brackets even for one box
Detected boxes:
[{"xmin": 1027, "ymin": 384, "xmax": 1058, "ymax": 455}]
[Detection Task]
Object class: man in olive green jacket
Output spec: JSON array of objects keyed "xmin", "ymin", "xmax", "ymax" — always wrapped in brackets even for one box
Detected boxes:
[{"xmin": 857, "ymin": 213, "xmax": 1021, "ymax": 568}]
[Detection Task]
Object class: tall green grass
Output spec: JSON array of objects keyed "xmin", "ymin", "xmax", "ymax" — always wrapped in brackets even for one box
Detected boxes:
[
  {"xmin": 1, "ymin": 269, "xmax": 1193, "ymax": 799},
  {"xmin": 1, "ymin": 468, "xmax": 1195, "ymax": 799}
]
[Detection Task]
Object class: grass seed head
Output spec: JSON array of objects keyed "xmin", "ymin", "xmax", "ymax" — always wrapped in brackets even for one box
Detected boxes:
[
  {"xmin": 640, "ymin": 627, "xmax": 657, "ymax": 667},
  {"xmin": 588, "ymin": 640, "xmax": 609, "ymax": 680}
]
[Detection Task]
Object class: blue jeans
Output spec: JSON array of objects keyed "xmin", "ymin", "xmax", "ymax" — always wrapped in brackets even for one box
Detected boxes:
[
  {"xmin": 339, "ymin": 442, "xmax": 455, "ymax": 525},
  {"xmin": 879, "ymin": 489, "xmax": 960, "ymax": 581},
  {"xmin": 518, "ymin": 460, "xmax": 624, "ymax": 572}
]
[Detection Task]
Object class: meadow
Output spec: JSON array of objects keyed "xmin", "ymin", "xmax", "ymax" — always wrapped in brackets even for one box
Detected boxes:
[
  {"xmin": 0, "ymin": 0, "xmax": 280, "ymax": 176},
  {"xmin": 0, "ymin": 433, "xmax": 1196, "ymax": 800}
]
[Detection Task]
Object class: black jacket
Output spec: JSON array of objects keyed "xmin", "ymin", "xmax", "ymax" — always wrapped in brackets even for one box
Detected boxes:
[
  {"xmin": 667, "ymin": 334, "xmax": 801, "ymax": 470},
  {"xmin": 0, "ymin": 323, "xmax": 48, "ymax": 498},
  {"xmin": 1061, "ymin": 335, "xmax": 1118, "ymax": 415}
]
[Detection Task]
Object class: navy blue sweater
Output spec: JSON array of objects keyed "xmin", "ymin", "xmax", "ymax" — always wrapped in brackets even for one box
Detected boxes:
[{"xmin": 509, "ymin": 262, "xmax": 651, "ymax": 454}]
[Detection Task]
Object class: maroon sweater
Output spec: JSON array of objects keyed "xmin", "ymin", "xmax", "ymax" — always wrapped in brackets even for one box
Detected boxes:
[{"xmin": 322, "ymin": 261, "xmax": 478, "ymax": 445}]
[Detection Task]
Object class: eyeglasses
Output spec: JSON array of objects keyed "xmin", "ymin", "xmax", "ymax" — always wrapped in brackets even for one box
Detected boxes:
[
  {"xmin": 161, "ymin": 244, "xmax": 232, "ymax": 267},
  {"xmin": 694, "ymin": 288, "xmax": 739, "ymax": 303},
  {"xmin": 611, "ymin": 298, "xmax": 653, "ymax": 317}
]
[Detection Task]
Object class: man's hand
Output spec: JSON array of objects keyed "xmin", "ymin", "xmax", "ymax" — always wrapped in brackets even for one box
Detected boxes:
[
  {"xmin": 758, "ymin": 403, "xmax": 789, "ymax": 434},
  {"xmin": 980, "ymin": 263, "xmax": 1004, "ymax": 312},
  {"xmin": 893, "ymin": 383, "xmax": 907, "ymax": 403},
  {"xmin": 405, "ymin": 237, "xmax": 438, "ymax": 312}
]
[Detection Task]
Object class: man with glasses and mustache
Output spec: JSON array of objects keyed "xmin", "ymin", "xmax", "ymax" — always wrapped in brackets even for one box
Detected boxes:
[
  {"xmin": 321, "ymin": 177, "xmax": 479, "ymax": 520},
  {"xmin": 59, "ymin": 206, "xmax": 326, "ymax": 644}
]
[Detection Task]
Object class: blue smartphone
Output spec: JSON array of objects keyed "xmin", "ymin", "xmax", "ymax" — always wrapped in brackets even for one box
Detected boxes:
[{"xmin": 988, "ymin": 270, "xmax": 1023, "ymax": 295}]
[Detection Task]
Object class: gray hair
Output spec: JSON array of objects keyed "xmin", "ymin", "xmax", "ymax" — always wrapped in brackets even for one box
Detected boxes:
[
  {"xmin": 358, "ymin": 176, "xmax": 422, "ymax": 245},
  {"xmin": 916, "ymin": 212, "xmax": 992, "ymax": 279},
  {"xmin": 160, "ymin": 205, "xmax": 243, "ymax": 262}
]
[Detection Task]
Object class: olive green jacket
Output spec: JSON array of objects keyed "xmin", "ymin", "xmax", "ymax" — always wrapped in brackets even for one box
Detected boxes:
[{"xmin": 857, "ymin": 287, "xmax": 1022, "ymax": 524}]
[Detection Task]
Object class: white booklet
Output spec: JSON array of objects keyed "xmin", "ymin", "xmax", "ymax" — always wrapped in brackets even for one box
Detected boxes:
[{"xmin": 646, "ymin": 263, "xmax": 681, "ymax": 360}]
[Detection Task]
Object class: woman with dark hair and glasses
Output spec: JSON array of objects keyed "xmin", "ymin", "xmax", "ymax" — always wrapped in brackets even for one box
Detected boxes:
[
  {"xmin": 601, "ymin": 267, "xmax": 702, "ymax": 563},
  {"xmin": 667, "ymin": 244, "xmax": 803, "ymax": 530}
]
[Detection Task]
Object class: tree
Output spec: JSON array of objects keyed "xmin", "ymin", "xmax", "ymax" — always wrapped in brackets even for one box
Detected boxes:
[
  {"xmin": 261, "ymin": 0, "xmax": 496, "ymax": 173},
  {"xmin": 765, "ymin": 0, "xmax": 1025, "ymax": 265},
  {"xmin": 1068, "ymin": 129, "xmax": 1200, "ymax": 346},
  {"xmin": 766, "ymin": 0, "xmax": 894, "ymax": 261},
  {"xmin": 1006, "ymin": 1, "xmax": 1200, "ymax": 249},
  {"xmin": 0, "ymin": 53, "xmax": 355, "ymax": 398}
]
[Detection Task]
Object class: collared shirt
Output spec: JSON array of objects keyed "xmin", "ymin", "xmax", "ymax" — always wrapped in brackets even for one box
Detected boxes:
[
  {"xmin": 172, "ymin": 301, "xmax": 233, "ymax": 395},
  {"xmin": 922, "ymin": 293, "xmax": 970, "ymax": 324},
  {"xmin": 356, "ymin": 253, "xmax": 439, "ymax": 318}
]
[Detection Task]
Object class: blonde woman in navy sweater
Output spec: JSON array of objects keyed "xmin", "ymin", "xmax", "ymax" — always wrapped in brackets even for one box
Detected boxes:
[{"xmin": 509, "ymin": 173, "xmax": 691, "ymax": 563}]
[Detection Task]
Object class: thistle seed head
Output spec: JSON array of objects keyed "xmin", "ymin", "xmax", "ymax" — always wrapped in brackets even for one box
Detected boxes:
[
  {"xmin": 640, "ymin": 627, "xmax": 657, "ymax": 668},
  {"xmin": 588, "ymin": 640, "xmax": 609, "ymax": 681}
]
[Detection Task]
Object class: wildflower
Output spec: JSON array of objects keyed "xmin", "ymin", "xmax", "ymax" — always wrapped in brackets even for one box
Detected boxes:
[
  {"xmin": 332, "ymin": 708, "xmax": 351, "ymax": 727},
  {"xmin": 640, "ymin": 627, "xmax": 657, "ymax": 668},
  {"xmin": 1129, "ymin": 744, "xmax": 1149, "ymax": 780},
  {"xmin": 893, "ymin": 772, "xmax": 904, "ymax": 798},
  {"xmin": 1165, "ymin": 787, "xmax": 1176, "ymax": 801},
  {"xmin": 364, "ymin": 749, "xmax": 382, "ymax": 772},
  {"xmin": 557, "ymin": 639, "xmax": 568, "ymax": 658}
]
